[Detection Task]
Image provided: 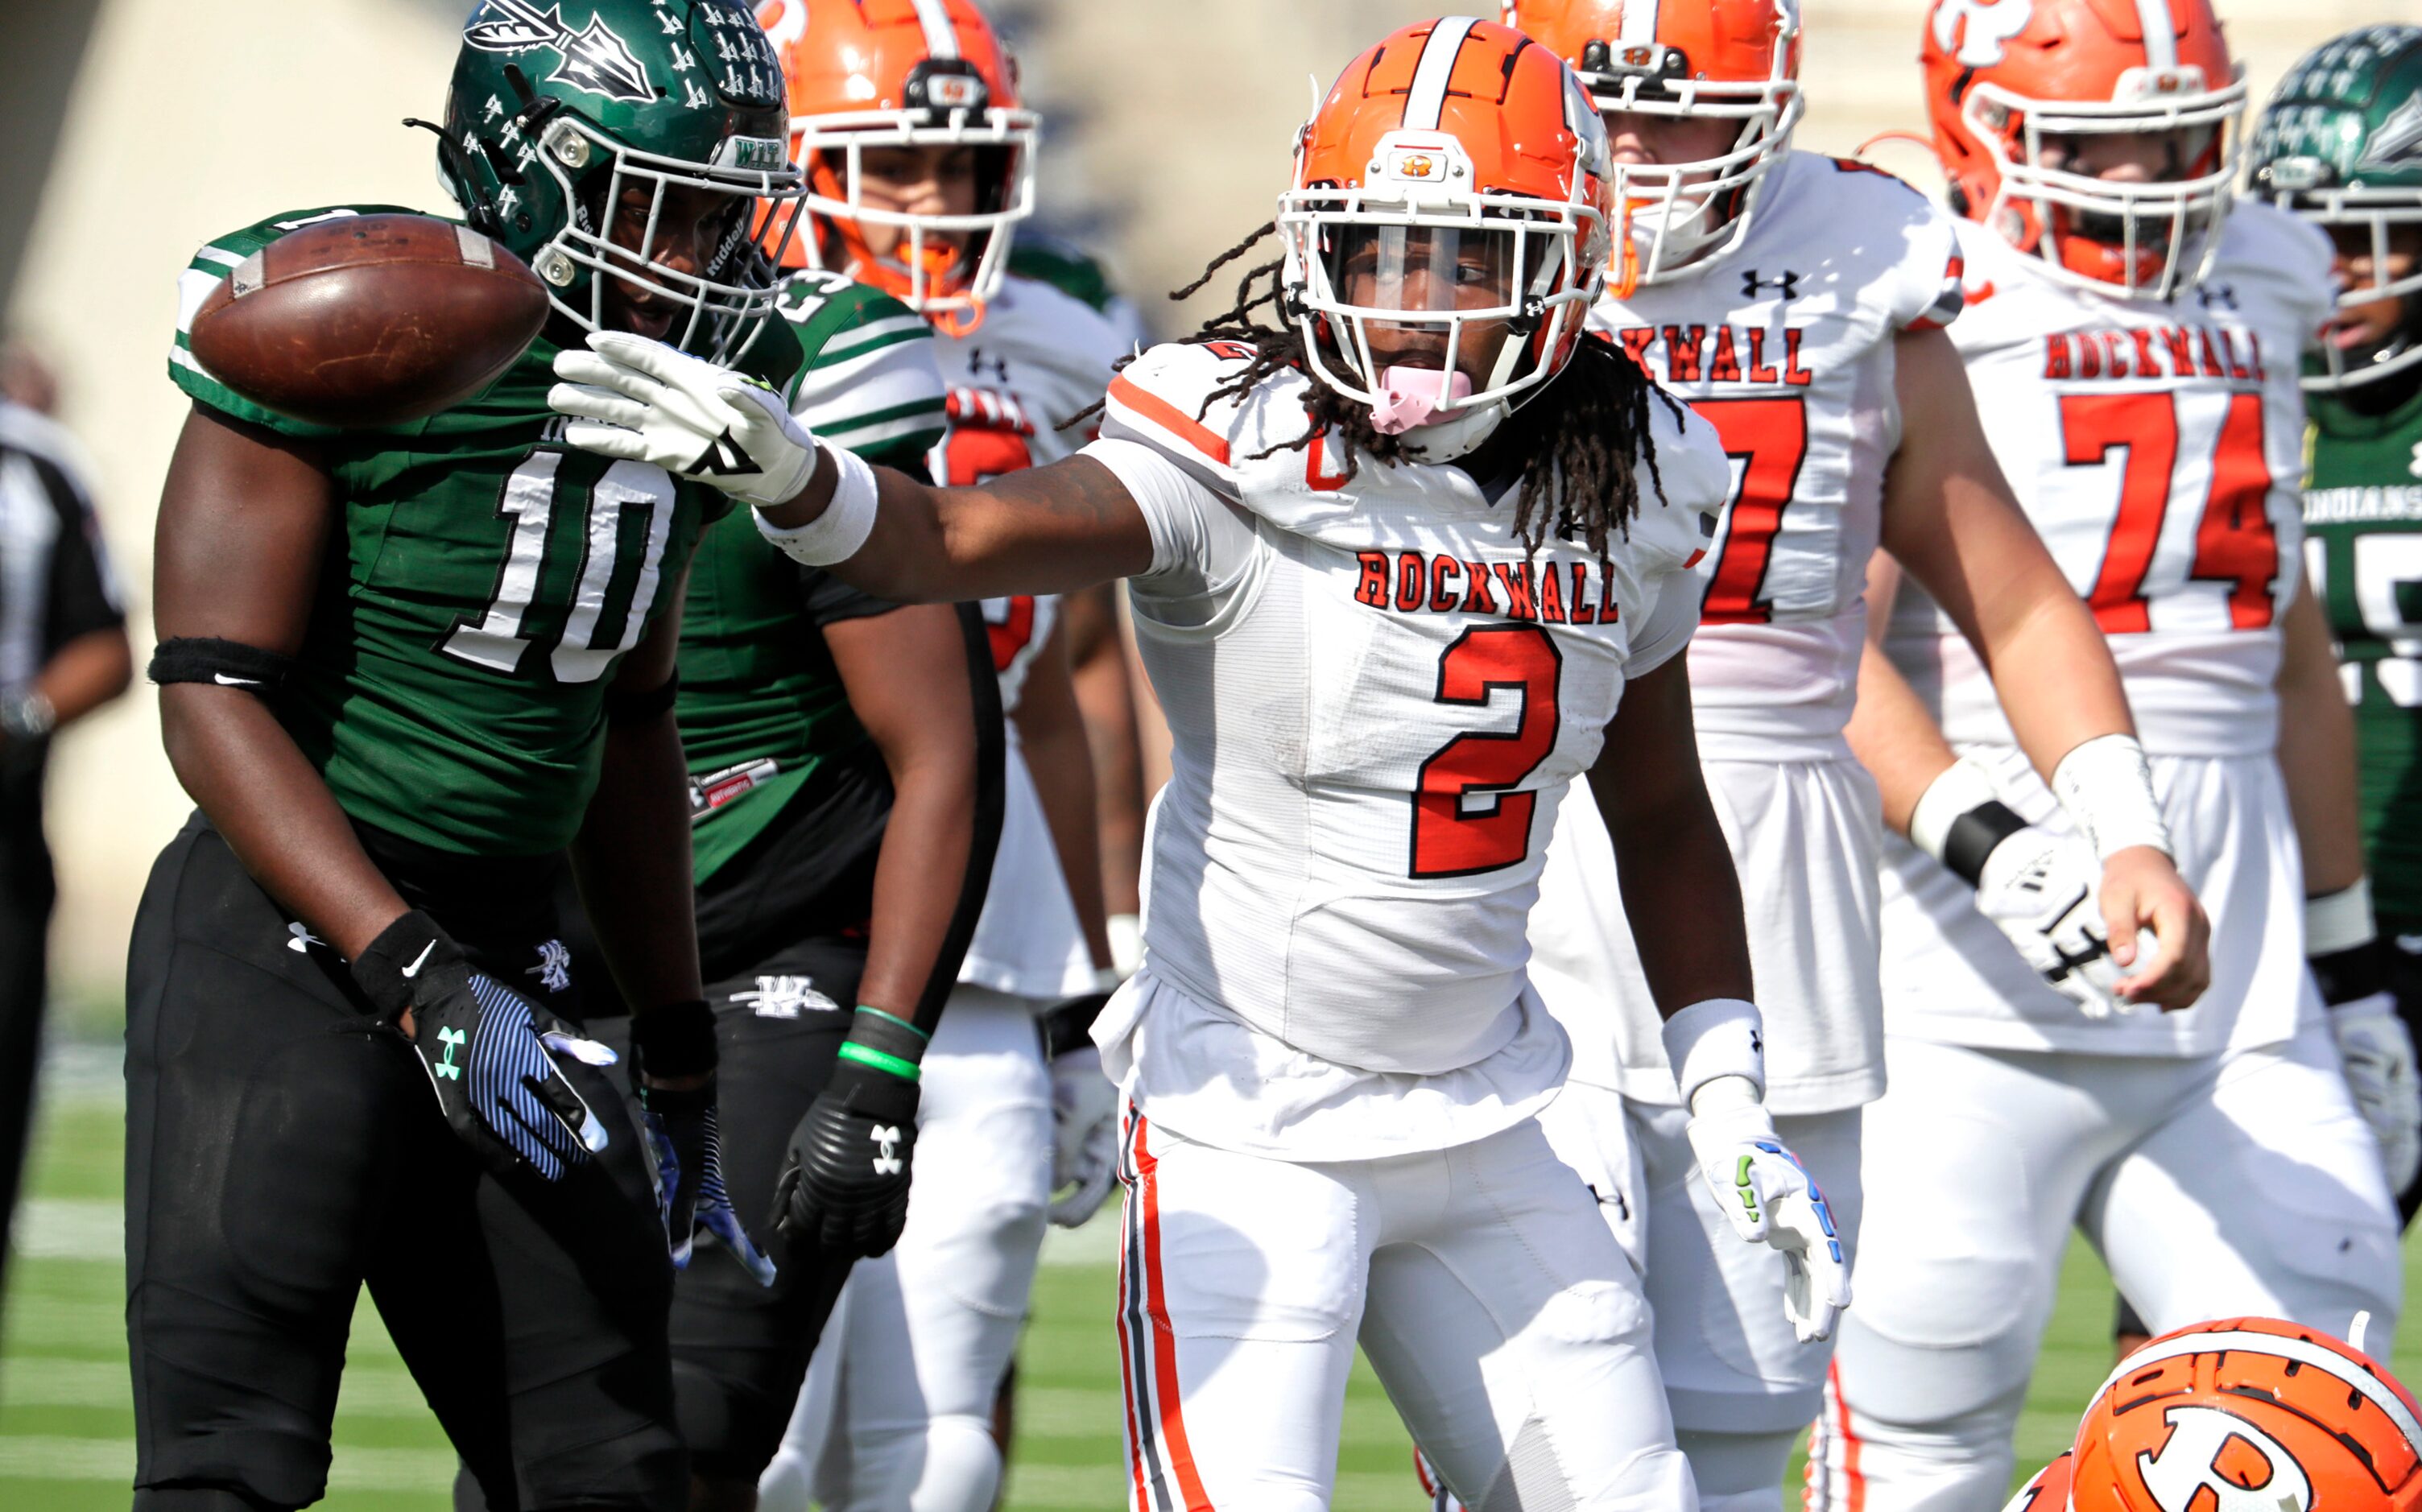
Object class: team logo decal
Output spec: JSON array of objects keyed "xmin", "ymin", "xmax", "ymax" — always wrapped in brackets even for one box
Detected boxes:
[
  {"xmin": 1931, "ymin": 0, "xmax": 2034, "ymax": 68},
  {"xmin": 2361, "ymin": 94, "xmax": 2422, "ymax": 169},
  {"xmin": 2135, "ymin": 1406, "xmax": 2313, "ymax": 1512},
  {"xmin": 465, "ymin": 0, "xmax": 655, "ymax": 105}
]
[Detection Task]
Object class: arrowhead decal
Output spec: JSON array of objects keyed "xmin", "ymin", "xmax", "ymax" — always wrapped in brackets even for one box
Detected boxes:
[{"xmin": 465, "ymin": 0, "xmax": 656, "ymax": 105}]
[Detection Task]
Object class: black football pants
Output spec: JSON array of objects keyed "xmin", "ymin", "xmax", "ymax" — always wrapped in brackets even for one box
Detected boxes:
[{"xmin": 125, "ymin": 817, "xmax": 682, "ymax": 1512}]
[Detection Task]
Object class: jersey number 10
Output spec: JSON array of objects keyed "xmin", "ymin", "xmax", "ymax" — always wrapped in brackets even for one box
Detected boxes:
[{"xmin": 444, "ymin": 453, "xmax": 677, "ymax": 684}]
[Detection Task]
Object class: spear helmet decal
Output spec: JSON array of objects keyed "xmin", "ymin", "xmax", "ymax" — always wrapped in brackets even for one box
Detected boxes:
[{"xmin": 465, "ymin": 0, "xmax": 655, "ymax": 105}]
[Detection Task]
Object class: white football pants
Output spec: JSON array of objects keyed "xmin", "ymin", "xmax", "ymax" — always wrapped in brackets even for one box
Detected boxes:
[
  {"xmin": 758, "ymin": 986, "xmax": 1053, "ymax": 1512},
  {"xmin": 1815, "ymin": 1018, "xmax": 2402, "ymax": 1512},
  {"xmin": 1535, "ymin": 1085, "xmax": 1864, "ymax": 1512},
  {"xmin": 1115, "ymin": 1105, "xmax": 1696, "ymax": 1512}
]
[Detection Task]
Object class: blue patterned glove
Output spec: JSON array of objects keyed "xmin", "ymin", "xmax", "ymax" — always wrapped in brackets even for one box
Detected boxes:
[
  {"xmin": 639, "ymin": 1083, "xmax": 776, "ymax": 1286},
  {"xmin": 352, "ymin": 911, "xmax": 613, "ymax": 1182}
]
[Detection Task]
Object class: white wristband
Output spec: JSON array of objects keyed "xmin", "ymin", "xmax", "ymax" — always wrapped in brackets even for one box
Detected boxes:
[
  {"xmin": 2308, "ymin": 878, "xmax": 2378, "ymax": 956},
  {"xmin": 1907, "ymin": 757, "xmax": 2001, "ymax": 861},
  {"xmin": 1662, "ymin": 997, "xmax": 1766, "ymax": 1108},
  {"xmin": 2050, "ymin": 734, "xmax": 2171, "ymax": 862},
  {"xmin": 754, "ymin": 444, "xmax": 877, "ymax": 566}
]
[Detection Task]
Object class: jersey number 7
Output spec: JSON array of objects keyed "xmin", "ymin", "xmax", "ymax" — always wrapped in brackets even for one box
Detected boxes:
[{"xmin": 1409, "ymin": 626, "xmax": 1563, "ymax": 878}]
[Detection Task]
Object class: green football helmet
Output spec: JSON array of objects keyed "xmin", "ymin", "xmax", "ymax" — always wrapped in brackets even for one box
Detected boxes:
[
  {"xmin": 436, "ymin": 0, "xmax": 805, "ymax": 361},
  {"xmin": 2246, "ymin": 24, "xmax": 2422, "ymax": 390}
]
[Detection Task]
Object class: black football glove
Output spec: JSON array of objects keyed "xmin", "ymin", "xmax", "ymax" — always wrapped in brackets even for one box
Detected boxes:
[
  {"xmin": 630, "ymin": 1002, "xmax": 775, "ymax": 1286},
  {"xmin": 773, "ymin": 1009, "xmax": 926, "ymax": 1258},
  {"xmin": 351, "ymin": 910, "xmax": 614, "ymax": 1182}
]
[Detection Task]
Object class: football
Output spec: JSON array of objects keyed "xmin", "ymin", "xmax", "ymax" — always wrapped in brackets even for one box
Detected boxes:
[{"xmin": 188, "ymin": 213, "xmax": 550, "ymax": 428}]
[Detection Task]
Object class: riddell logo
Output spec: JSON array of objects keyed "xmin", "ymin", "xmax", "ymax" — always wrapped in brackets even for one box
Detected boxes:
[{"xmin": 2135, "ymin": 1406, "xmax": 2312, "ymax": 1512}]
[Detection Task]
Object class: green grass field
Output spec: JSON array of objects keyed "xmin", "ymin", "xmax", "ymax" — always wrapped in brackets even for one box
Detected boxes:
[{"xmin": 6, "ymin": 1084, "xmax": 2417, "ymax": 1511}]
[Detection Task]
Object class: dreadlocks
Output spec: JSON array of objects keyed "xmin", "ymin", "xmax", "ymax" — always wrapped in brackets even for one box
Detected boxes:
[{"xmin": 1166, "ymin": 221, "xmax": 1686, "ymax": 563}]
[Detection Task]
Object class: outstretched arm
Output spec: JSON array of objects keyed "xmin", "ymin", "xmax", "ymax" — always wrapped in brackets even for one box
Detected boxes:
[{"xmin": 758, "ymin": 450, "xmax": 1156, "ymax": 605}]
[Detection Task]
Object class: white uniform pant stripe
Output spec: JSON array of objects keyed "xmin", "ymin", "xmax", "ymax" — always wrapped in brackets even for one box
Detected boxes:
[
  {"xmin": 1618, "ymin": 0, "xmax": 1661, "ymax": 45},
  {"xmin": 2132, "ymin": 0, "xmax": 2179, "ymax": 69}
]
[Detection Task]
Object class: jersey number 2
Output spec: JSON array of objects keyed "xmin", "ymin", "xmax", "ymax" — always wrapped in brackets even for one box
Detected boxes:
[
  {"xmin": 1409, "ymin": 626, "xmax": 1563, "ymax": 878},
  {"xmin": 444, "ymin": 454, "xmax": 676, "ymax": 684},
  {"xmin": 2061, "ymin": 390, "xmax": 2276, "ymax": 634}
]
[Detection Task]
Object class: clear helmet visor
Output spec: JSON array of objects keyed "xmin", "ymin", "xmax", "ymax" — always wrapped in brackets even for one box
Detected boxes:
[{"xmin": 1323, "ymin": 223, "xmax": 1522, "ymax": 315}]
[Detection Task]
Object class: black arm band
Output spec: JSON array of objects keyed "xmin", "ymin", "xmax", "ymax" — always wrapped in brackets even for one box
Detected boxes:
[
  {"xmin": 629, "ymin": 998, "xmax": 718, "ymax": 1080},
  {"xmin": 605, "ymin": 672, "xmax": 679, "ymax": 727},
  {"xmin": 1942, "ymin": 800, "xmax": 2030, "ymax": 887},
  {"xmin": 2312, "ymin": 939, "xmax": 2391, "ymax": 1007},
  {"xmin": 148, "ymin": 636, "xmax": 298, "ymax": 695},
  {"xmin": 1039, "ymin": 993, "xmax": 1110, "ymax": 1060}
]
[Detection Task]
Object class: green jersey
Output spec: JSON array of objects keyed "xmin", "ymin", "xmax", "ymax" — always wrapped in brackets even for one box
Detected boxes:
[
  {"xmin": 2306, "ymin": 378, "xmax": 2422, "ymax": 923},
  {"xmin": 169, "ymin": 204, "xmax": 805, "ymax": 858},
  {"xmin": 678, "ymin": 269, "xmax": 948, "ymax": 882}
]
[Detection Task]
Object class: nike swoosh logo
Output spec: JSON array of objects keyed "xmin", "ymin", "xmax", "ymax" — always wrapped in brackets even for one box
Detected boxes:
[
  {"xmin": 401, "ymin": 940, "xmax": 435, "ymax": 978},
  {"xmin": 213, "ymin": 673, "xmax": 260, "ymax": 687}
]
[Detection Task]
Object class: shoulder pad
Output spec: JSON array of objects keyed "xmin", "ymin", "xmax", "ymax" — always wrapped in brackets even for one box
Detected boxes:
[
  {"xmin": 1635, "ymin": 393, "xmax": 1730, "ymax": 571},
  {"xmin": 1097, "ymin": 341, "xmax": 1272, "ymax": 490}
]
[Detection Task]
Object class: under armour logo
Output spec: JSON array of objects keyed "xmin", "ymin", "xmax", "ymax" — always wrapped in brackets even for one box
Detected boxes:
[
  {"xmin": 1749, "ymin": 1028, "xmax": 1764, "ymax": 1056},
  {"xmin": 697, "ymin": 432, "xmax": 754, "ymax": 477},
  {"xmin": 2135, "ymin": 1405, "xmax": 2312, "ymax": 1512},
  {"xmin": 2197, "ymin": 282, "xmax": 2241, "ymax": 312},
  {"xmin": 434, "ymin": 1027, "xmax": 469, "ymax": 1081},
  {"xmin": 870, "ymin": 1124, "xmax": 904, "ymax": 1175},
  {"xmin": 731, "ymin": 975, "xmax": 839, "ymax": 1019},
  {"xmin": 966, "ymin": 349, "xmax": 1011, "ymax": 384},
  {"xmin": 286, "ymin": 921, "xmax": 325, "ymax": 954},
  {"xmin": 1741, "ymin": 268, "xmax": 1800, "ymax": 301}
]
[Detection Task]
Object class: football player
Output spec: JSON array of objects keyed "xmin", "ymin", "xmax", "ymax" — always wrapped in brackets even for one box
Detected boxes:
[
  {"xmin": 1817, "ymin": 4, "xmax": 2407, "ymax": 1509},
  {"xmin": 2247, "ymin": 24, "xmax": 2422, "ymax": 1222},
  {"xmin": 2019, "ymin": 1317, "xmax": 2422, "ymax": 1512},
  {"xmin": 1491, "ymin": 6, "xmax": 2206, "ymax": 1512},
  {"xmin": 740, "ymin": 3, "xmax": 1131, "ymax": 1509},
  {"xmin": 544, "ymin": 19, "xmax": 1815, "ymax": 1507},
  {"xmin": 130, "ymin": 3, "xmax": 808, "ymax": 1508}
]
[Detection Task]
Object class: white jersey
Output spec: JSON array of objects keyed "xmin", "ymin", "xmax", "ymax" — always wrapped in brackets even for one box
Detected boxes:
[
  {"xmin": 1079, "ymin": 340, "xmax": 1730, "ymax": 1159},
  {"xmin": 1884, "ymin": 206, "xmax": 2332, "ymax": 757},
  {"xmin": 940, "ymin": 273, "xmax": 1127, "ymax": 1001},
  {"xmin": 1531, "ymin": 152, "xmax": 1958, "ymax": 1108},
  {"xmin": 1878, "ymin": 205, "xmax": 2333, "ymax": 1056}
]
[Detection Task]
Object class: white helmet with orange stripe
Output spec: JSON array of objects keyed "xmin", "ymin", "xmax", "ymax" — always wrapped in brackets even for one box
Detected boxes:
[{"xmin": 1505, "ymin": 0, "xmax": 1804, "ymax": 291}]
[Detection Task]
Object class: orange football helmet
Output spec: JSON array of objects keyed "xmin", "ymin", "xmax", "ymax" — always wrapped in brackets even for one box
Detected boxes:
[
  {"xmin": 755, "ymin": 0, "xmax": 1038, "ymax": 330},
  {"xmin": 1502, "ymin": 0, "xmax": 1803, "ymax": 291},
  {"xmin": 2069, "ymin": 1318, "xmax": 2422, "ymax": 1512},
  {"xmin": 1280, "ymin": 16, "xmax": 1611, "ymax": 457},
  {"xmin": 2007, "ymin": 1452, "xmax": 2080, "ymax": 1512},
  {"xmin": 1922, "ymin": 0, "xmax": 2244, "ymax": 300}
]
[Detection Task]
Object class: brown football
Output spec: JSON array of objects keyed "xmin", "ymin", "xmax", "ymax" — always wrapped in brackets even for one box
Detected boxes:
[{"xmin": 188, "ymin": 213, "xmax": 551, "ymax": 428}]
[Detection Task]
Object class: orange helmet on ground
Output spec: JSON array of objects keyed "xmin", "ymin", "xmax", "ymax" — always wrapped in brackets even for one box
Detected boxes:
[
  {"xmin": 1280, "ymin": 16, "xmax": 1612, "ymax": 459},
  {"xmin": 2007, "ymin": 1452, "xmax": 2079, "ymax": 1512},
  {"xmin": 1922, "ymin": 0, "xmax": 2245, "ymax": 300},
  {"xmin": 755, "ymin": 0, "xmax": 1038, "ymax": 328},
  {"xmin": 1503, "ymin": 0, "xmax": 1803, "ymax": 291},
  {"xmin": 2069, "ymin": 1318, "xmax": 2422, "ymax": 1512}
]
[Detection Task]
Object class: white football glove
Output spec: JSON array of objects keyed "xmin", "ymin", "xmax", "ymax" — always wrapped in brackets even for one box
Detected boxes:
[
  {"xmin": 1684, "ymin": 1087, "xmax": 1851, "ymax": 1344},
  {"xmin": 1047, "ymin": 1044, "xmax": 1120, "ymax": 1228},
  {"xmin": 548, "ymin": 331, "xmax": 821, "ymax": 510},
  {"xmin": 2329, "ymin": 989, "xmax": 2422, "ymax": 1192},
  {"xmin": 1976, "ymin": 826, "xmax": 2138, "ymax": 1019}
]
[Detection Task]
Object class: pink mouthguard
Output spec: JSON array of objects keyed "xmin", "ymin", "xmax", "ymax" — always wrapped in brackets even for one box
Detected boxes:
[{"xmin": 1369, "ymin": 366, "xmax": 1473, "ymax": 435}]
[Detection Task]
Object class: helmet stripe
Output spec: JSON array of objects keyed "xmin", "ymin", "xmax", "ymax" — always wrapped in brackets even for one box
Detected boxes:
[
  {"xmin": 2090, "ymin": 1328, "xmax": 2422, "ymax": 1452},
  {"xmin": 1403, "ymin": 14, "xmax": 1480, "ymax": 130},
  {"xmin": 1618, "ymin": 0, "xmax": 1662, "ymax": 47},
  {"xmin": 2133, "ymin": 0, "xmax": 2180, "ymax": 70},
  {"xmin": 907, "ymin": 0, "xmax": 961, "ymax": 61}
]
